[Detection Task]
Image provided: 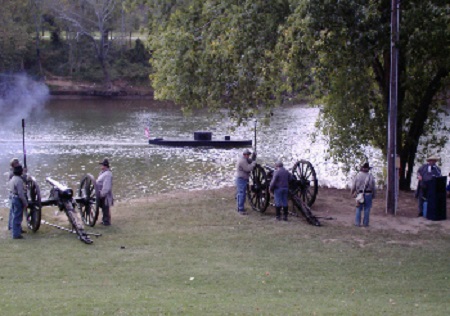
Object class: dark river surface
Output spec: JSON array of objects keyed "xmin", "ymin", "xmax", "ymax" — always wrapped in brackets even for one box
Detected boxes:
[{"xmin": 1, "ymin": 98, "xmax": 446, "ymax": 207}]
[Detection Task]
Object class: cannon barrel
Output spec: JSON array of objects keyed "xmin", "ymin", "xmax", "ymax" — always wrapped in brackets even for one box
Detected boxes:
[{"xmin": 46, "ymin": 177, "xmax": 73, "ymax": 200}]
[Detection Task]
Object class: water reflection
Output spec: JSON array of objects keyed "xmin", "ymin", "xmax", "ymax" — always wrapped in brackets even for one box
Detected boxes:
[{"xmin": 1, "ymin": 99, "xmax": 447, "ymax": 208}]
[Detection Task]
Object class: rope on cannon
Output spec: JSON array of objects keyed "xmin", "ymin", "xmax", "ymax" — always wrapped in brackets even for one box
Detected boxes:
[{"xmin": 40, "ymin": 220, "xmax": 102, "ymax": 237}]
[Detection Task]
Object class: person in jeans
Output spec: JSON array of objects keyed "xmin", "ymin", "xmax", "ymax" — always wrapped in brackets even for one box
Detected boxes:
[
  {"xmin": 8, "ymin": 158, "xmax": 27, "ymax": 233},
  {"xmin": 269, "ymin": 161, "xmax": 292, "ymax": 221},
  {"xmin": 235, "ymin": 149, "xmax": 256, "ymax": 215},
  {"xmin": 351, "ymin": 162, "xmax": 376, "ymax": 227},
  {"xmin": 8, "ymin": 165, "xmax": 28, "ymax": 239}
]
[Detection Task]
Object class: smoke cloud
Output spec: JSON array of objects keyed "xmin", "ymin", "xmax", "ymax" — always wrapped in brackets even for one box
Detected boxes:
[{"xmin": 0, "ymin": 73, "xmax": 49, "ymax": 129}]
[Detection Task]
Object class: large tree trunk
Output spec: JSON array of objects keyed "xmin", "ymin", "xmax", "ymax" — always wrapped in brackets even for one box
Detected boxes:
[
  {"xmin": 399, "ymin": 67, "xmax": 449, "ymax": 190},
  {"xmin": 373, "ymin": 50, "xmax": 449, "ymax": 191}
]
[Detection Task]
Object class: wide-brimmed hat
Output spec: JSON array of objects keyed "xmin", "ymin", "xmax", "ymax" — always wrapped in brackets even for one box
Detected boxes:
[
  {"xmin": 99, "ymin": 158, "xmax": 110, "ymax": 167},
  {"xmin": 10, "ymin": 158, "xmax": 19, "ymax": 167},
  {"xmin": 243, "ymin": 149, "xmax": 252, "ymax": 155},
  {"xmin": 13, "ymin": 165, "xmax": 23, "ymax": 175},
  {"xmin": 426, "ymin": 156, "xmax": 439, "ymax": 161}
]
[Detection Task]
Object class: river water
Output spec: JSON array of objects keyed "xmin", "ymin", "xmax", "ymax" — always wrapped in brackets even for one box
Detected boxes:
[{"xmin": 1, "ymin": 98, "xmax": 448, "ymax": 207}]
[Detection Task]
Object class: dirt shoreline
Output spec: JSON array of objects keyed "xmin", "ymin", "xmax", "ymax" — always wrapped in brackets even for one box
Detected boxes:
[{"xmin": 114, "ymin": 186, "xmax": 450, "ymax": 235}]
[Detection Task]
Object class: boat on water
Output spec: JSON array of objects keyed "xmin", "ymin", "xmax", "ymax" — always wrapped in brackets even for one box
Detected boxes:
[{"xmin": 148, "ymin": 131, "xmax": 252, "ymax": 148}]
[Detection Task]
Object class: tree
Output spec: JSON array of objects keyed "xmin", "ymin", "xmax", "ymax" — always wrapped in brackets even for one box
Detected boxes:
[
  {"xmin": 147, "ymin": 0, "xmax": 290, "ymax": 123},
  {"xmin": 277, "ymin": 0, "xmax": 450, "ymax": 189},
  {"xmin": 0, "ymin": 0, "xmax": 33, "ymax": 72},
  {"xmin": 51, "ymin": 0, "xmax": 118, "ymax": 87},
  {"xmin": 146, "ymin": 0, "xmax": 449, "ymax": 189}
]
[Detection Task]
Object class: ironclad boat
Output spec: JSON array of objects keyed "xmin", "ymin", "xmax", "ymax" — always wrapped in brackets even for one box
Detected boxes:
[{"xmin": 148, "ymin": 131, "xmax": 252, "ymax": 148}]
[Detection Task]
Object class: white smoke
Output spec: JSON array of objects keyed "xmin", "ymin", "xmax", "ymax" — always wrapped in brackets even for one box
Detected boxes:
[{"xmin": 0, "ymin": 73, "xmax": 49, "ymax": 128}]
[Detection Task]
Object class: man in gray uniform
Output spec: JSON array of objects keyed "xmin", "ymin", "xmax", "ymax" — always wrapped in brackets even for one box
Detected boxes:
[
  {"xmin": 235, "ymin": 149, "xmax": 256, "ymax": 215},
  {"xmin": 97, "ymin": 158, "xmax": 114, "ymax": 226},
  {"xmin": 8, "ymin": 165, "xmax": 28, "ymax": 239},
  {"xmin": 351, "ymin": 162, "xmax": 376, "ymax": 227},
  {"xmin": 8, "ymin": 158, "xmax": 27, "ymax": 233}
]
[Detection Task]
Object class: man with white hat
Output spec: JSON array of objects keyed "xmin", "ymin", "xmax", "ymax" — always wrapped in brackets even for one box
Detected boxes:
[
  {"xmin": 235, "ymin": 149, "xmax": 256, "ymax": 215},
  {"xmin": 416, "ymin": 156, "xmax": 441, "ymax": 217}
]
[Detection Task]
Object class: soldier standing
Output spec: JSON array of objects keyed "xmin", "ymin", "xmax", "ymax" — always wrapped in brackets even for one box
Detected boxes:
[
  {"xmin": 97, "ymin": 158, "xmax": 114, "ymax": 226},
  {"xmin": 8, "ymin": 165, "xmax": 28, "ymax": 239},
  {"xmin": 8, "ymin": 158, "xmax": 27, "ymax": 233},
  {"xmin": 269, "ymin": 161, "xmax": 292, "ymax": 221},
  {"xmin": 235, "ymin": 149, "xmax": 256, "ymax": 215}
]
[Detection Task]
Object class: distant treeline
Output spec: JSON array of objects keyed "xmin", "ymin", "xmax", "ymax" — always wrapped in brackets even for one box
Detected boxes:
[{"xmin": 0, "ymin": 0, "xmax": 151, "ymax": 86}]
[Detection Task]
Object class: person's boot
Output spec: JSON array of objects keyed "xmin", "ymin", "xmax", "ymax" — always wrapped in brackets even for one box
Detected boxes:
[
  {"xmin": 282, "ymin": 207, "xmax": 288, "ymax": 221},
  {"xmin": 275, "ymin": 207, "xmax": 281, "ymax": 221}
]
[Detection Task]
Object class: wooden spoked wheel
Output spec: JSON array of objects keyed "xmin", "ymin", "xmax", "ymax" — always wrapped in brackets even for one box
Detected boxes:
[
  {"xmin": 247, "ymin": 164, "xmax": 270, "ymax": 213},
  {"xmin": 26, "ymin": 176, "xmax": 42, "ymax": 232},
  {"xmin": 291, "ymin": 160, "xmax": 318, "ymax": 207},
  {"xmin": 77, "ymin": 174, "xmax": 100, "ymax": 227}
]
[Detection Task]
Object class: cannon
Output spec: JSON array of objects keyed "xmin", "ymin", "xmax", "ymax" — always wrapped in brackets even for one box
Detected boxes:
[
  {"xmin": 23, "ymin": 174, "xmax": 101, "ymax": 244},
  {"xmin": 247, "ymin": 160, "xmax": 321, "ymax": 226}
]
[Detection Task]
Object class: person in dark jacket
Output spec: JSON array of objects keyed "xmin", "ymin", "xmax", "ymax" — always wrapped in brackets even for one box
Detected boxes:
[
  {"xmin": 416, "ymin": 156, "xmax": 441, "ymax": 217},
  {"xmin": 269, "ymin": 161, "xmax": 292, "ymax": 221}
]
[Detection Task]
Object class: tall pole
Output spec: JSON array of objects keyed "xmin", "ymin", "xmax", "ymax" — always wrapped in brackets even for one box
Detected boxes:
[
  {"xmin": 22, "ymin": 118, "xmax": 27, "ymax": 169},
  {"xmin": 387, "ymin": 0, "xmax": 400, "ymax": 215}
]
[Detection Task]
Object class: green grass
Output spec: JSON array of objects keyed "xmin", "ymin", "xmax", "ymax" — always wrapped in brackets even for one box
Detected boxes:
[{"xmin": 1, "ymin": 189, "xmax": 449, "ymax": 315}]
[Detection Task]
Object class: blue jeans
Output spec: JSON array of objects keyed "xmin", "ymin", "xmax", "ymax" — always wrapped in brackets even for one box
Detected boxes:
[
  {"xmin": 355, "ymin": 193, "xmax": 373, "ymax": 226},
  {"xmin": 8, "ymin": 195, "xmax": 13, "ymax": 230},
  {"xmin": 274, "ymin": 188, "xmax": 289, "ymax": 207},
  {"xmin": 236, "ymin": 177, "xmax": 248, "ymax": 212},
  {"xmin": 11, "ymin": 197, "xmax": 24, "ymax": 238}
]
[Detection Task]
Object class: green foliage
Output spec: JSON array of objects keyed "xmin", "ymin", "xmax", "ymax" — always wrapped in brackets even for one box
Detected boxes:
[
  {"xmin": 0, "ymin": 0, "xmax": 34, "ymax": 72},
  {"xmin": 277, "ymin": 0, "xmax": 450, "ymax": 182},
  {"xmin": 149, "ymin": 0, "xmax": 291, "ymax": 123},
  {"xmin": 147, "ymin": 0, "xmax": 450, "ymax": 186}
]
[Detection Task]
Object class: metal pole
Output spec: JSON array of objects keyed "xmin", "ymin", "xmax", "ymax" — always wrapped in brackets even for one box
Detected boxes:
[
  {"xmin": 387, "ymin": 0, "xmax": 400, "ymax": 215},
  {"xmin": 254, "ymin": 120, "xmax": 257, "ymax": 153},
  {"xmin": 22, "ymin": 119, "xmax": 27, "ymax": 169}
]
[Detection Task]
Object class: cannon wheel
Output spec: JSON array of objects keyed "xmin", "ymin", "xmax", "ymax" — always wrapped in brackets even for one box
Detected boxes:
[
  {"xmin": 26, "ymin": 177, "xmax": 42, "ymax": 232},
  {"xmin": 247, "ymin": 164, "xmax": 270, "ymax": 213},
  {"xmin": 78, "ymin": 174, "xmax": 99, "ymax": 227},
  {"xmin": 291, "ymin": 160, "xmax": 318, "ymax": 207}
]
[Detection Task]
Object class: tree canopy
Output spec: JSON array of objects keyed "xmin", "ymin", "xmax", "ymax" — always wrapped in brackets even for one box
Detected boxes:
[{"xmin": 147, "ymin": 0, "xmax": 450, "ymax": 188}]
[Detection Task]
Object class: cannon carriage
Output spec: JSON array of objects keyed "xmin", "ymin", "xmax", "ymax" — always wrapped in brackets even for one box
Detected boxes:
[
  {"xmin": 247, "ymin": 160, "xmax": 321, "ymax": 226},
  {"xmin": 24, "ymin": 174, "xmax": 102, "ymax": 243}
]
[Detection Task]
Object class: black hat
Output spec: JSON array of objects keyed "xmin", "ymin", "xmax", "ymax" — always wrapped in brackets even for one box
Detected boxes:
[
  {"xmin": 361, "ymin": 162, "xmax": 371, "ymax": 170},
  {"xmin": 99, "ymin": 158, "xmax": 110, "ymax": 167},
  {"xmin": 13, "ymin": 165, "xmax": 23, "ymax": 176}
]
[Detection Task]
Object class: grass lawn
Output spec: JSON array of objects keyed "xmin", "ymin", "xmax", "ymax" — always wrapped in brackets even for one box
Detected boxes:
[{"xmin": 1, "ymin": 188, "xmax": 449, "ymax": 315}]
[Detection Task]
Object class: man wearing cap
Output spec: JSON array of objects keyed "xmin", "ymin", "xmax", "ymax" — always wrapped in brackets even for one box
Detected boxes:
[
  {"xmin": 269, "ymin": 161, "xmax": 293, "ymax": 221},
  {"xmin": 8, "ymin": 165, "xmax": 28, "ymax": 239},
  {"xmin": 97, "ymin": 158, "xmax": 114, "ymax": 226},
  {"xmin": 235, "ymin": 149, "xmax": 256, "ymax": 215},
  {"xmin": 351, "ymin": 162, "xmax": 376, "ymax": 227},
  {"xmin": 416, "ymin": 156, "xmax": 441, "ymax": 217}
]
